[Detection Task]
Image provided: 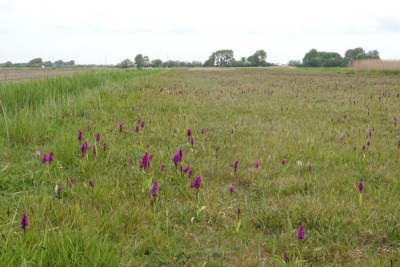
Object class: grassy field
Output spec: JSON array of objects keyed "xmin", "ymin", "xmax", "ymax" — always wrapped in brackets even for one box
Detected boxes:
[
  {"xmin": 1, "ymin": 68, "xmax": 400, "ymax": 265},
  {"xmin": 0, "ymin": 68, "xmax": 110, "ymax": 83}
]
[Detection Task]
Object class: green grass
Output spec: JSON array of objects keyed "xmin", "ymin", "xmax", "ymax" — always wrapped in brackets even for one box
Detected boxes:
[{"xmin": 1, "ymin": 68, "xmax": 400, "ymax": 265}]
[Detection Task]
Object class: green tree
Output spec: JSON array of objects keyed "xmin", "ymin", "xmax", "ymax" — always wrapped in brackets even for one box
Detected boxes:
[
  {"xmin": 288, "ymin": 60, "xmax": 302, "ymax": 67},
  {"xmin": 151, "ymin": 59, "xmax": 163, "ymax": 68},
  {"xmin": 117, "ymin": 58, "xmax": 133, "ymax": 68},
  {"xmin": 251, "ymin": 50, "xmax": 267, "ymax": 66},
  {"xmin": 143, "ymin": 56, "xmax": 150, "ymax": 67},
  {"xmin": 135, "ymin": 54, "xmax": 144, "ymax": 68},
  {"xmin": 303, "ymin": 49, "xmax": 345, "ymax": 67},
  {"xmin": 28, "ymin": 58, "xmax": 43, "ymax": 67},
  {"xmin": 367, "ymin": 50, "xmax": 380, "ymax": 59},
  {"xmin": 205, "ymin": 50, "xmax": 234, "ymax": 67}
]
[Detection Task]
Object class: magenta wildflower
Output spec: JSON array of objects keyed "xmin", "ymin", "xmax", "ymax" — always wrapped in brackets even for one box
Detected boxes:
[
  {"xmin": 173, "ymin": 148, "xmax": 183, "ymax": 168},
  {"xmin": 96, "ymin": 133, "xmax": 100, "ymax": 142},
  {"xmin": 358, "ymin": 182, "xmax": 364, "ymax": 192},
  {"xmin": 308, "ymin": 164, "xmax": 312, "ymax": 172},
  {"xmin": 282, "ymin": 159, "xmax": 287, "ymax": 165},
  {"xmin": 255, "ymin": 161, "xmax": 260, "ymax": 169},
  {"xmin": 362, "ymin": 145, "xmax": 366, "ymax": 150},
  {"xmin": 187, "ymin": 128, "xmax": 192, "ymax": 137},
  {"xmin": 48, "ymin": 152, "xmax": 54, "ymax": 163},
  {"xmin": 92, "ymin": 146, "xmax": 96, "ymax": 154},
  {"xmin": 183, "ymin": 165, "xmax": 190, "ymax": 173},
  {"xmin": 190, "ymin": 176, "xmax": 202, "ymax": 188},
  {"xmin": 398, "ymin": 140, "xmax": 400, "ymax": 149},
  {"xmin": 119, "ymin": 123, "xmax": 124, "ymax": 132},
  {"xmin": 229, "ymin": 185, "xmax": 234, "ymax": 194},
  {"xmin": 368, "ymin": 131, "xmax": 372, "ymax": 137},
  {"xmin": 201, "ymin": 129, "xmax": 205, "ymax": 134},
  {"xmin": 42, "ymin": 154, "xmax": 48, "ymax": 164},
  {"xmin": 190, "ymin": 137, "xmax": 194, "ymax": 146},
  {"xmin": 160, "ymin": 165, "xmax": 165, "ymax": 171},
  {"xmin": 231, "ymin": 128, "xmax": 234, "ymax": 134},
  {"xmin": 216, "ymin": 146, "xmax": 220, "ymax": 152},
  {"xmin": 62, "ymin": 114, "xmax": 66, "ymax": 119},
  {"xmin": 174, "ymin": 129, "xmax": 177, "ymax": 134},
  {"xmin": 140, "ymin": 121, "xmax": 145, "ymax": 128},
  {"xmin": 69, "ymin": 178, "xmax": 75, "ymax": 186},
  {"xmin": 151, "ymin": 181, "xmax": 159, "ymax": 196},
  {"xmin": 78, "ymin": 130, "xmax": 83, "ymax": 141},
  {"xmin": 233, "ymin": 161, "xmax": 238, "ymax": 172},
  {"xmin": 188, "ymin": 170, "xmax": 193, "ymax": 179},
  {"xmin": 103, "ymin": 142, "xmax": 107, "ymax": 151},
  {"xmin": 367, "ymin": 141, "xmax": 371, "ymax": 146},
  {"xmin": 283, "ymin": 252, "xmax": 289, "ymax": 262},
  {"xmin": 140, "ymin": 152, "xmax": 154, "ymax": 170},
  {"xmin": 80, "ymin": 141, "xmax": 90, "ymax": 153},
  {"xmin": 88, "ymin": 180, "xmax": 95, "ymax": 187},
  {"xmin": 298, "ymin": 225, "xmax": 306, "ymax": 240},
  {"xmin": 237, "ymin": 208, "xmax": 241, "ymax": 220},
  {"xmin": 20, "ymin": 212, "xmax": 29, "ymax": 230}
]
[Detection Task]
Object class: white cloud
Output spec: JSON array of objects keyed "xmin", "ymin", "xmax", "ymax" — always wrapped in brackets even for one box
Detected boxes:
[{"xmin": 0, "ymin": 0, "xmax": 399, "ymax": 64}]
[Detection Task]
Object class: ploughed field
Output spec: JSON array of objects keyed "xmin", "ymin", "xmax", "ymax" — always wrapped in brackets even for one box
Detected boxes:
[{"xmin": 0, "ymin": 69, "xmax": 400, "ymax": 265}]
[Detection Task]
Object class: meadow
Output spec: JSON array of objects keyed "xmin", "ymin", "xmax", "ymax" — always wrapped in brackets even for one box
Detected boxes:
[{"xmin": 0, "ymin": 68, "xmax": 400, "ymax": 266}]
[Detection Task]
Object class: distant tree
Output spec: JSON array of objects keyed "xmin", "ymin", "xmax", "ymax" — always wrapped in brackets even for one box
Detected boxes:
[
  {"xmin": 117, "ymin": 58, "xmax": 133, "ymax": 68},
  {"xmin": 288, "ymin": 60, "xmax": 302, "ymax": 67},
  {"xmin": 135, "ymin": 54, "xmax": 144, "ymax": 68},
  {"xmin": 246, "ymin": 55, "xmax": 255, "ymax": 66},
  {"xmin": 205, "ymin": 49, "xmax": 234, "ymax": 67},
  {"xmin": 3, "ymin": 61, "xmax": 13, "ymax": 67},
  {"xmin": 302, "ymin": 49, "xmax": 320, "ymax": 67},
  {"xmin": 303, "ymin": 49, "xmax": 345, "ymax": 67},
  {"xmin": 43, "ymin": 61, "xmax": 53, "ymax": 68},
  {"xmin": 204, "ymin": 53, "xmax": 216, "ymax": 67},
  {"xmin": 143, "ymin": 56, "xmax": 150, "ymax": 67},
  {"xmin": 344, "ymin": 47, "xmax": 380, "ymax": 66},
  {"xmin": 151, "ymin": 59, "xmax": 163, "ymax": 67},
  {"xmin": 250, "ymin": 50, "xmax": 267, "ymax": 66},
  {"xmin": 367, "ymin": 49, "xmax": 380, "ymax": 59},
  {"xmin": 28, "ymin": 58, "xmax": 43, "ymax": 67}
]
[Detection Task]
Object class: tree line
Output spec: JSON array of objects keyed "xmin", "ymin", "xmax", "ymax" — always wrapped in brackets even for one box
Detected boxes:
[
  {"xmin": 0, "ymin": 47, "xmax": 382, "ymax": 69},
  {"xmin": 116, "ymin": 49, "xmax": 274, "ymax": 68},
  {"xmin": 0, "ymin": 58, "xmax": 75, "ymax": 68},
  {"xmin": 289, "ymin": 47, "xmax": 380, "ymax": 68}
]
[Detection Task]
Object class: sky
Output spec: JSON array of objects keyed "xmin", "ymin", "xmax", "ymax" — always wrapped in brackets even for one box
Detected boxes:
[{"xmin": 1, "ymin": 0, "xmax": 399, "ymax": 65}]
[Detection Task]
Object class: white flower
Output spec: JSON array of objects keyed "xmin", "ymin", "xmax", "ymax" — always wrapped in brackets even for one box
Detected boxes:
[{"xmin": 297, "ymin": 160, "xmax": 303, "ymax": 166}]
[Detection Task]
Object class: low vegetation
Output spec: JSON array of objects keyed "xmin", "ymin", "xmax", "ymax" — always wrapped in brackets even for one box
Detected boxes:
[{"xmin": 1, "ymin": 69, "xmax": 400, "ymax": 265}]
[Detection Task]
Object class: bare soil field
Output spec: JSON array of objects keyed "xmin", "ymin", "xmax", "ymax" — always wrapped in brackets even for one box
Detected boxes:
[{"xmin": 0, "ymin": 68, "xmax": 109, "ymax": 83}]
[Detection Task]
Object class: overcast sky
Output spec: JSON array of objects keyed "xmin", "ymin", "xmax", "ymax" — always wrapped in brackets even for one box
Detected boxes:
[{"xmin": 1, "ymin": 0, "xmax": 399, "ymax": 65}]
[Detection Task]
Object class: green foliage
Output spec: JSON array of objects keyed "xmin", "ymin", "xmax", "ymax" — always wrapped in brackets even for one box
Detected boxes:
[
  {"xmin": 151, "ymin": 59, "xmax": 163, "ymax": 68},
  {"xmin": 205, "ymin": 49, "xmax": 235, "ymax": 67},
  {"xmin": 344, "ymin": 47, "xmax": 381, "ymax": 66},
  {"xmin": 117, "ymin": 58, "xmax": 133, "ymax": 69},
  {"xmin": 288, "ymin": 59, "xmax": 302, "ymax": 67},
  {"xmin": 135, "ymin": 54, "xmax": 145, "ymax": 68},
  {"xmin": 28, "ymin": 58, "xmax": 43, "ymax": 65},
  {"xmin": 303, "ymin": 49, "xmax": 346, "ymax": 67}
]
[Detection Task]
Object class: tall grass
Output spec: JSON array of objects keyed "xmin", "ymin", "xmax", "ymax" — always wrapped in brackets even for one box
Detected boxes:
[
  {"xmin": 1, "ymin": 69, "xmax": 400, "ymax": 265},
  {"xmin": 352, "ymin": 59, "xmax": 400, "ymax": 71}
]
